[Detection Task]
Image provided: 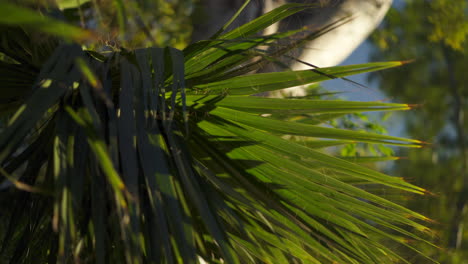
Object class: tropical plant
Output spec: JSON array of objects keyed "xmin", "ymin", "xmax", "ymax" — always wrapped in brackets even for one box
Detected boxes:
[{"xmin": 0, "ymin": 1, "xmax": 436, "ymax": 263}]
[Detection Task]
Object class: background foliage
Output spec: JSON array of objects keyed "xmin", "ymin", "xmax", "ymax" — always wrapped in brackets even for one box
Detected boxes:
[{"xmin": 370, "ymin": 0, "xmax": 468, "ymax": 262}]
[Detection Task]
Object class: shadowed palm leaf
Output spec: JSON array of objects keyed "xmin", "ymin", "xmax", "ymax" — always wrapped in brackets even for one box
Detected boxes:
[{"xmin": 0, "ymin": 2, "xmax": 436, "ymax": 264}]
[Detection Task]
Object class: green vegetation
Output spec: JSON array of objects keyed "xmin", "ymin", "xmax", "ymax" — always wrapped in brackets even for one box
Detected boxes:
[
  {"xmin": 0, "ymin": 1, "xmax": 436, "ymax": 263},
  {"xmin": 370, "ymin": 0, "xmax": 468, "ymax": 262}
]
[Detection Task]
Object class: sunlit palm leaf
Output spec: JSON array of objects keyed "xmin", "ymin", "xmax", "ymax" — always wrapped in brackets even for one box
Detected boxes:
[{"xmin": 0, "ymin": 2, "xmax": 437, "ymax": 264}]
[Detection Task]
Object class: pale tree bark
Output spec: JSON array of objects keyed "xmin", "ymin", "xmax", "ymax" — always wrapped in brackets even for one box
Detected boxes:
[
  {"xmin": 281, "ymin": 0, "xmax": 393, "ymax": 69},
  {"xmin": 192, "ymin": 0, "xmax": 392, "ymax": 67},
  {"xmin": 192, "ymin": 0, "xmax": 393, "ymax": 95}
]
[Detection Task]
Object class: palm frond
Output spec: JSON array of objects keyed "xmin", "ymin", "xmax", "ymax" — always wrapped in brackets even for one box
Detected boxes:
[{"xmin": 0, "ymin": 2, "xmax": 437, "ymax": 264}]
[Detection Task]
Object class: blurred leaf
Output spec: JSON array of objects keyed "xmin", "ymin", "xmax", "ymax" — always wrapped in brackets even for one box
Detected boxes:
[
  {"xmin": 0, "ymin": 2, "xmax": 95, "ymax": 42},
  {"xmin": 56, "ymin": 0, "xmax": 91, "ymax": 9}
]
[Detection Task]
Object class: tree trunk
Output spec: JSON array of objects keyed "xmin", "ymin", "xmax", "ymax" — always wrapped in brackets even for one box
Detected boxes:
[
  {"xmin": 279, "ymin": 0, "xmax": 393, "ymax": 69},
  {"xmin": 191, "ymin": 0, "xmax": 393, "ymax": 95},
  {"xmin": 191, "ymin": 0, "xmax": 392, "ymax": 68}
]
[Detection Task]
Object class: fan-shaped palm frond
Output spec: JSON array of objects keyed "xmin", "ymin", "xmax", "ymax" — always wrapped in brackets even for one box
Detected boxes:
[{"xmin": 0, "ymin": 2, "xmax": 436, "ymax": 264}]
